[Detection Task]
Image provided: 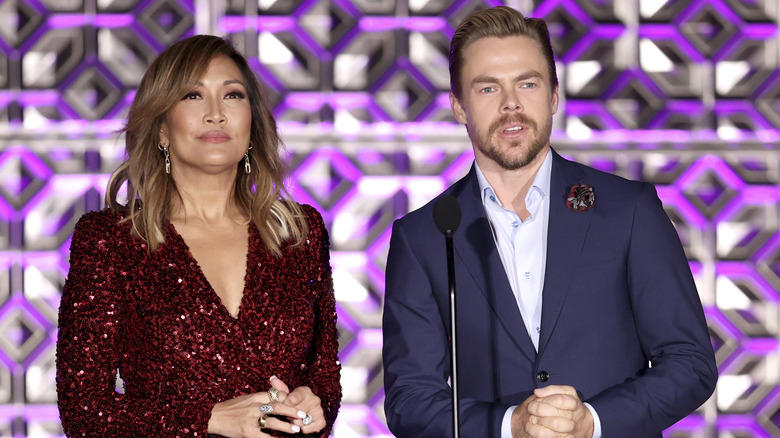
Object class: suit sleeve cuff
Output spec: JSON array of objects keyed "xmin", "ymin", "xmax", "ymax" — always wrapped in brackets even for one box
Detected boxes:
[
  {"xmin": 501, "ymin": 406, "xmax": 518, "ymax": 438},
  {"xmin": 584, "ymin": 402, "xmax": 602, "ymax": 438}
]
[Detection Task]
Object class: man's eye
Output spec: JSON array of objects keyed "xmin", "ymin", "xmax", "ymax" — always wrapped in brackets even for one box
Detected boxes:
[{"xmin": 480, "ymin": 87, "xmax": 496, "ymax": 93}]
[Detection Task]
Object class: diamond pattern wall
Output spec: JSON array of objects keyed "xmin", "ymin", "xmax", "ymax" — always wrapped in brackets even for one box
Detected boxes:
[{"xmin": 0, "ymin": 0, "xmax": 778, "ymax": 436}]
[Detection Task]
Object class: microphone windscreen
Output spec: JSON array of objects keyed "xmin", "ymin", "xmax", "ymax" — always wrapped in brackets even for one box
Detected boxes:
[{"xmin": 433, "ymin": 195, "xmax": 462, "ymax": 234}]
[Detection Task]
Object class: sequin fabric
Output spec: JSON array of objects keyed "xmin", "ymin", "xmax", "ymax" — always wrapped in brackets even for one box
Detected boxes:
[{"xmin": 56, "ymin": 205, "xmax": 341, "ymax": 437}]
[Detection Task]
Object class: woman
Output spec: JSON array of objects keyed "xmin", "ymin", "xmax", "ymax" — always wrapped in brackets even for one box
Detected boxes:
[{"xmin": 56, "ymin": 35, "xmax": 341, "ymax": 437}]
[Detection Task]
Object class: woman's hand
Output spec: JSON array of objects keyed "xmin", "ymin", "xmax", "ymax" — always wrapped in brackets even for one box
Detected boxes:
[
  {"xmin": 207, "ymin": 386, "xmax": 302, "ymax": 437},
  {"xmin": 270, "ymin": 376, "xmax": 327, "ymax": 435}
]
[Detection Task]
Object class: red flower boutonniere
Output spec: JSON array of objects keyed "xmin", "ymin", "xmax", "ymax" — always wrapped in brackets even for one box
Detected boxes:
[{"xmin": 566, "ymin": 183, "xmax": 595, "ymax": 212}]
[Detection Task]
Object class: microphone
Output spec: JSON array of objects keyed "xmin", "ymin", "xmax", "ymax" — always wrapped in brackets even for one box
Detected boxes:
[
  {"xmin": 433, "ymin": 194, "xmax": 461, "ymax": 438},
  {"xmin": 433, "ymin": 194, "xmax": 462, "ymax": 235}
]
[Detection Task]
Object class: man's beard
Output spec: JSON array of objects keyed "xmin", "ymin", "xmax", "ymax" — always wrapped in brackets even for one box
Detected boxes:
[{"xmin": 468, "ymin": 114, "xmax": 552, "ymax": 171}]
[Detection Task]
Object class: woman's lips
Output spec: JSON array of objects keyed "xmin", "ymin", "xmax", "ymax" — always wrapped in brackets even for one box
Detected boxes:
[{"xmin": 198, "ymin": 131, "xmax": 231, "ymax": 143}]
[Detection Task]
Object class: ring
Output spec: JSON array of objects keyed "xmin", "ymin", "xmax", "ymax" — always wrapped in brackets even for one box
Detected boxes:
[
  {"xmin": 268, "ymin": 387, "xmax": 279, "ymax": 403},
  {"xmin": 302, "ymin": 414, "xmax": 313, "ymax": 426},
  {"xmin": 259, "ymin": 404, "xmax": 273, "ymax": 415},
  {"xmin": 258, "ymin": 415, "xmax": 267, "ymax": 428}
]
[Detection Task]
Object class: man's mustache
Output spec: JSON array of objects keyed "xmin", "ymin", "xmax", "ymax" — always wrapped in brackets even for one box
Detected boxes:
[{"xmin": 489, "ymin": 115, "xmax": 537, "ymax": 134}]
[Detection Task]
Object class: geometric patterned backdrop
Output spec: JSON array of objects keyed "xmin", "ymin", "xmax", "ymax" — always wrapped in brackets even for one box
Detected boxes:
[{"xmin": 0, "ymin": 0, "xmax": 779, "ymax": 436}]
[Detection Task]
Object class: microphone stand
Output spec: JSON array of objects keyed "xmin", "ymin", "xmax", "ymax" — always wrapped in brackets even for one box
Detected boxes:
[
  {"xmin": 433, "ymin": 194, "xmax": 462, "ymax": 438},
  {"xmin": 445, "ymin": 229, "xmax": 460, "ymax": 438}
]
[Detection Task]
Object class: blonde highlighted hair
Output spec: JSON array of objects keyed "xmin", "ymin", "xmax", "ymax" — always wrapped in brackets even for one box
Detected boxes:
[{"xmin": 107, "ymin": 35, "xmax": 307, "ymax": 256}]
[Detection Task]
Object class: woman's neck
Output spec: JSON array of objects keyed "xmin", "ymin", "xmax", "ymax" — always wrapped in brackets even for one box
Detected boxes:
[{"xmin": 168, "ymin": 174, "xmax": 246, "ymax": 225}]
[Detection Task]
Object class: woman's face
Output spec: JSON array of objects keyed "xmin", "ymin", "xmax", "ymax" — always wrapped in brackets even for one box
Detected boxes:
[{"xmin": 160, "ymin": 55, "xmax": 252, "ymax": 179}]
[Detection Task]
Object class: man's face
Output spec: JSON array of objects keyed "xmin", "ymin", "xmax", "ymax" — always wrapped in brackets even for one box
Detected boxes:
[{"xmin": 450, "ymin": 35, "xmax": 558, "ymax": 172}]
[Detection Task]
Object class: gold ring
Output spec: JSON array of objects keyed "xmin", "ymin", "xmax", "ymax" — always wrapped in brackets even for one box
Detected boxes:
[
  {"xmin": 258, "ymin": 415, "xmax": 267, "ymax": 428},
  {"xmin": 268, "ymin": 387, "xmax": 279, "ymax": 403}
]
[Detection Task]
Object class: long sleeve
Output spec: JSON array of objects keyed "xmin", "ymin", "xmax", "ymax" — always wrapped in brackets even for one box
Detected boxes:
[
  {"xmin": 56, "ymin": 212, "xmax": 215, "ymax": 437},
  {"xmin": 383, "ymin": 218, "xmax": 509, "ymax": 437},
  {"xmin": 585, "ymin": 183, "xmax": 717, "ymax": 435},
  {"xmin": 299, "ymin": 206, "xmax": 342, "ymax": 436}
]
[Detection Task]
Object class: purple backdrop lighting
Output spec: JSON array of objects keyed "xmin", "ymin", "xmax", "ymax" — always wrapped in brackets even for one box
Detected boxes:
[{"xmin": 0, "ymin": 0, "xmax": 778, "ymax": 436}]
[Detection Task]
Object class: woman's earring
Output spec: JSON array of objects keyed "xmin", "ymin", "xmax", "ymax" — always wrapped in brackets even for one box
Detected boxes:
[
  {"xmin": 244, "ymin": 143, "xmax": 253, "ymax": 174},
  {"xmin": 158, "ymin": 143, "xmax": 171, "ymax": 174}
]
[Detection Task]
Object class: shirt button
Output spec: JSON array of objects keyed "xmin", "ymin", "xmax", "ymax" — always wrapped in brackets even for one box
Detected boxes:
[
  {"xmin": 511, "ymin": 220, "xmax": 519, "ymax": 228},
  {"xmin": 537, "ymin": 371, "xmax": 549, "ymax": 382},
  {"xmin": 490, "ymin": 195, "xmax": 496, "ymax": 202}
]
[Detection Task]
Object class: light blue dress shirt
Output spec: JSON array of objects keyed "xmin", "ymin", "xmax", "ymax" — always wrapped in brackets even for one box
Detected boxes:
[{"xmin": 473, "ymin": 151, "xmax": 602, "ymax": 438}]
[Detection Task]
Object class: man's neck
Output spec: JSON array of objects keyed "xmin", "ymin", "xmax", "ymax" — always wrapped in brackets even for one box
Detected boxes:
[{"xmin": 476, "ymin": 147, "xmax": 550, "ymax": 219}]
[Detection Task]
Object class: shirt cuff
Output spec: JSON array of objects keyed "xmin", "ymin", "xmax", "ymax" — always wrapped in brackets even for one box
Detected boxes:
[
  {"xmin": 583, "ymin": 402, "xmax": 602, "ymax": 438},
  {"xmin": 500, "ymin": 405, "xmax": 518, "ymax": 438}
]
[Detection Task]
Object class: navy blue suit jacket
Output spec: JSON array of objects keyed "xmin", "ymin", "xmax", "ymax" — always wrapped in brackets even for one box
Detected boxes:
[{"xmin": 382, "ymin": 150, "xmax": 717, "ymax": 437}]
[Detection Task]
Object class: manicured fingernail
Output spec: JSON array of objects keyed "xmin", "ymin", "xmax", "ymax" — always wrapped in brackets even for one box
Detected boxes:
[
  {"xmin": 291, "ymin": 425, "xmax": 301, "ymax": 433},
  {"xmin": 297, "ymin": 410, "xmax": 306, "ymax": 418},
  {"xmin": 269, "ymin": 375, "xmax": 277, "ymax": 382}
]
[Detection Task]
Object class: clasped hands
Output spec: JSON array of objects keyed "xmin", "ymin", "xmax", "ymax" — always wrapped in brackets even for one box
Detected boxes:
[
  {"xmin": 208, "ymin": 375, "xmax": 325, "ymax": 437},
  {"xmin": 512, "ymin": 385, "xmax": 594, "ymax": 438}
]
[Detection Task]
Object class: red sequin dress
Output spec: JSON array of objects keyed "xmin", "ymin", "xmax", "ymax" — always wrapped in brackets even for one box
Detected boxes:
[{"xmin": 56, "ymin": 205, "xmax": 341, "ymax": 437}]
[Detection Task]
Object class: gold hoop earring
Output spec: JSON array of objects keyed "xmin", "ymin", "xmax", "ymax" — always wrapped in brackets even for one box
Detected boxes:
[{"xmin": 158, "ymin": 143, "xmax": 171, "ymax": 174}]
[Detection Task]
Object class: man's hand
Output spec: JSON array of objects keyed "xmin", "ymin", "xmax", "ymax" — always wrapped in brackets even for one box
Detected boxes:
[
  {"xmin": 511, "ymin": 393, "xmax": 544, "ymax": 438},
  {"xmin": 511, "ymin": 385, "xmax": 594, "ymax": 438}
]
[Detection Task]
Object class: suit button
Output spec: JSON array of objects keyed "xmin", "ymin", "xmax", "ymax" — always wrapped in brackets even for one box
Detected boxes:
[{"xmin": 537, "ymin": 371, "xmax": 549, "ymax": 382}]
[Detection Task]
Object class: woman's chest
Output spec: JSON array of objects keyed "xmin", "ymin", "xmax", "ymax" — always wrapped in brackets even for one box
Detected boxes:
[{"xmin": 120, "ymin": 249, "xmax": 318, "ymax": 385}]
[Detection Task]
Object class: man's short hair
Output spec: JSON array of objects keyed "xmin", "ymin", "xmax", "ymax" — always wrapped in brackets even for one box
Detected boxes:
[{"xmin": 449, "ymin": 6, "xmax": 559, "ymax": 98}]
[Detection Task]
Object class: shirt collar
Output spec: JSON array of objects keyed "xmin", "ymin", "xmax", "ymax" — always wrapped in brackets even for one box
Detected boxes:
[{"xmin": 475, "ymin": 148, "xmax": 553, "ymax": 208}]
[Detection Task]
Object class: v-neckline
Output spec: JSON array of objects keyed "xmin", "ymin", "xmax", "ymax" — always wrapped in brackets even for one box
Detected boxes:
[{"xmin": 168, "ymin": 222, "xmax": 253, "ymax": 320}]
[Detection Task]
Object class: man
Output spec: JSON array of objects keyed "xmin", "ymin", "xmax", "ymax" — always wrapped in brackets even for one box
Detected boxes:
[{"xmin": 382, "ymin": 6, "xmax": 717, "ymax": 438}]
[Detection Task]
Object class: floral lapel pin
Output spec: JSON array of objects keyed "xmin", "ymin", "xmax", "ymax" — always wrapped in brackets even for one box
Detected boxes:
[{"xmin": 566, "ymin": 183, "xmax": 595, "ymax": 212}]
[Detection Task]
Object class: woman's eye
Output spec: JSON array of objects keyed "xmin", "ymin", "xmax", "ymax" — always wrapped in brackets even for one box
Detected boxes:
[
  {"xmin": 226, "ymin": 91, "xmax": 246, "ymax": 99},
  {"xmin": 182, "ymin": 92, "xmax": 201, "ymax": 100}
]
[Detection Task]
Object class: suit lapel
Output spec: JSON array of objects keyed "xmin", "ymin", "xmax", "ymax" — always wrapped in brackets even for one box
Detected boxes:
[
  {"xmin": 451, "ymin": 167, "xmax": 537, "ymax": 362},
  {"xmin": 538, "ymin": 151, "xmax": 591, "ymax": 356}
]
